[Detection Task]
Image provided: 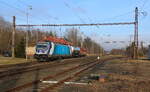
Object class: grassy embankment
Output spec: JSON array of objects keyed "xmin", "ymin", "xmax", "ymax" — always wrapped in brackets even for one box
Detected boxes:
[
  {"xmin": 88, "ymin": 58, "xmax": 150, "ymax": 92},
  {"xmin": 0, "ymin": 56, "xmax": 35, "ymax": 65}
]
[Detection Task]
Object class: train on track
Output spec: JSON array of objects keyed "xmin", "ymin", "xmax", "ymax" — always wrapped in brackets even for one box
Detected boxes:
[{"xmin": 34, "ymin": 36, "xmax": 86, "ymax": 61}]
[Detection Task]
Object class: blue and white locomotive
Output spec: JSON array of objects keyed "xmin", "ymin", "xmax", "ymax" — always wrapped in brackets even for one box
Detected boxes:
[{"xmin": 34, "ymin": 41, "xmax": 80, "ymax": 61}]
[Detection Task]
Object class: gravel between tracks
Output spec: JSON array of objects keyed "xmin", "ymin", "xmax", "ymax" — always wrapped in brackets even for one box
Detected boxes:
[
  {"xmin": 57, "ymin": 58, "xmax": 150, "ymax": 92},
  {"xmin": 0, "ymin": 56, "xmax": 97, "ymax": 92}
]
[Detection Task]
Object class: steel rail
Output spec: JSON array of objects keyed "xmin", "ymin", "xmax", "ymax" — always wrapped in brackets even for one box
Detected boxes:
[
  {"xmin": 0, "ymin": 58, "xmax": 82, "ymax": 79},
  {"xmin": 41, "ymin": 57, "xmax": 123, "ymax": 92},
  {"xmin": 6, "ymin": 57, "xmax": 121, "ymax": 92},
  {"xmin": 6, "ymin": 60, "xmax": 96, "ymax": 92},
  {"xmin": 40, "ymin": 60, "xmax": 100, "ymax": 92}
]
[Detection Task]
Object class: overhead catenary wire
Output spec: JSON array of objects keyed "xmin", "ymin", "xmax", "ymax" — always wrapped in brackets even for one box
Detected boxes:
[
  {"xmin": 16, "ymin": 22, "xmax": 135, "ymax": 27},
  {"xmin": 135, "ymin": 0, "xmax": 149, "ymax": 16},
  {"xmin": 0, "ymin": 0, "xmax": 53, "ymax": 24},
  {"xmin": 17, "ymin": 0, "xmax": 30, "ymax": 7},
  {"xmin": 0, "ymin": 13, "xmax": 27, "ymax": 22},
  {"xmin": 138, "ymin": 0, "xmax": 149, "ymax": 10},
  {"xmin": 0, "ymin": 0, "xmax": 26, "ymax": 14},
  {"xmin": 68, "ymin": 0, "xmax": 135, "ymax": 22},
  {"xmin": 134, "ymin": 0, "xmax": 149, "ymax": 23},
  {"xmin": 65, "ymin": 2, "xmax": 93, "ymax": 23},
  {"xmin": 65, "ymin": 0, "xmax": 135, "ymax": 40},
  {"xmin": 17, "ymin": 0, "xmax": 60, "ymax": 23},
  {"xmin": 62, "ymin": 0, "xmax": 102, "ymax": 42},
  {"xmin": 141, "ymin": 0, "xmax": 149, "ymax": 9},
  {"xmin": 62, "ymin": 0, "xmax": 86, "ymax": 24}
]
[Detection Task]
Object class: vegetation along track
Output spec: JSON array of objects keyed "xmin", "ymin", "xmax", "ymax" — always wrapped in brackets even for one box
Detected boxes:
[
  {"xmin": 0, "ymin": 57, "xmax": 91, "ymax": 79},
  {"xmin": 6, "ymin": 57, "xmax": 122, "ymax": 92},
  {"xmin": 0, "ymin": 61, "xmax": 37, "ymax": 69}
]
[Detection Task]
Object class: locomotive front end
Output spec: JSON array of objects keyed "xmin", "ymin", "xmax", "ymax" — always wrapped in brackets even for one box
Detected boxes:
[{"xmin": 34, "ymin": 42, "xmax": 51, "ymax": 61}]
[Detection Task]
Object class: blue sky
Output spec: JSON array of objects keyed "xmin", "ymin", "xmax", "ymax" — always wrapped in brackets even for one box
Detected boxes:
[{"xmin": 0, "ymin": 0, "xmax": 150, "ymax": 50}]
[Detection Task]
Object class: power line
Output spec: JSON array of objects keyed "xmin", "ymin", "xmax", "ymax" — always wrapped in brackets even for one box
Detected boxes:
[
  {"xmin": 17, "ymin": 0, "xmax": 29, "ymax": 7},
  {"xmin": 141, "ymin": 0, "xmax": 149, "ymax": 10},
  {"xmin": 68, "ymin": 2, "xmax": 133, "ymax": 42},
  {"xmin": 135, "ymin": 0, "xmax": 149, "ymax": 11},
  {"xmin": 68, "ymin": 0, "xmax": 134, "ymax": 22},
  {"xmin": 0, "ymin": 0, "xmax": 26, "ymax": 14},
  {"xmin": 17, "ymin": 0, "xmax": 60, "ymax": 23},
  {"xmin": 63, "ymin": 0, "xmax": 92, "ymax": 23},
  {"xmin": 62, "ymin": 0, "xmax": 86, "ymax": 23},
  {"xmin": 135, "ymin": 0, "xmax": 149, "ymax": 22},
  {"xmin": 104, "ymin": 11, "xmax": 134, "ymax": 21},
  {"xmin": 64, "ymin": 0, "xmax": 135, "ymax": 41},
  {"xmin": 0, "ymin": 0, "xmax": 55, "ymax": 24},
  {"xmin": 62, "ymin": 0, "xmax": 103, "ymax": 40}
]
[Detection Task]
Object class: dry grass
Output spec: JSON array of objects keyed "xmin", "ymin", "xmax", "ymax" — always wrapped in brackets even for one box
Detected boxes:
[
  {"xmin": 0, "ymin": 56, "xmax": 35, "ymax": 65},
  {"xmin": 87, "ymin": 58, "xmax": 150, "ymax": 92},
  {"xmin": 58, "ymin": 58, "xmax": 150, "ymax": 92}
]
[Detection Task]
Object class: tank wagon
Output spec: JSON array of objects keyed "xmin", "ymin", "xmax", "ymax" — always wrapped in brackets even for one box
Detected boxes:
[
  {"xmin": 34, "ymin": 37, "xmax": 86, "ymax": 61},
  {"xmin": 72, "ymin": 47, "xmax": 80, "ymax": 57},
  {"xmin": 72, "ymin": 47, "xmax": 86, "ymax": 57}
]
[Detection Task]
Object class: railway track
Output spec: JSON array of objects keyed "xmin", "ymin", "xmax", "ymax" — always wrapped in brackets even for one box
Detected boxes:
[
  {"xmin": 0, "ymin": 61, "xmax": 37, "ymax": 69},
  {"xmin": 0, "ymin": 57, "xmax": 81, "ymax": 70},
  {"xmin": 6, "ymin": 57, "xmax": 121, "ymax": 92},
  {"xmin": 0, "ymin": 57, "xmax": 91, "ymax": 79}
]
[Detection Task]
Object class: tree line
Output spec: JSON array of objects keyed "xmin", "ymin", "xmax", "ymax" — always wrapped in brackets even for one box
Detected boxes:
[
  {"xmin": 126, "ymin": 42, "xmax": 149, "ymax": 58},
  {"xmin": 0, "ymin": 16, "xmax": 104, "ymax": 58},
  {"xmin": 110, "ymin": 42, "xmax": 149, "ymax": 58}
]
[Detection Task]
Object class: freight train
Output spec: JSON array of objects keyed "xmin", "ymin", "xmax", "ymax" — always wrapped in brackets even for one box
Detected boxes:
[{"xmin": 34, "ymin": 38, "xmax": 86, "ymax": 61}]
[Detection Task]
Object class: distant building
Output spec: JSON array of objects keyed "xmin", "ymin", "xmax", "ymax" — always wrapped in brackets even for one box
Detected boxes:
[
  {"xmin": 27, "ymin": 46, "xmax": 36, "ymax": 57},
  {"xmin": 110, "ymin": 49, "xmax": 125, "ymax": 55}
]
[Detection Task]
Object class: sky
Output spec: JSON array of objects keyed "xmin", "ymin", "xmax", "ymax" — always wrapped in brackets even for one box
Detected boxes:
[{"xmin": 0, "ymin": 0, "xmax": 150, "ymax": 51}]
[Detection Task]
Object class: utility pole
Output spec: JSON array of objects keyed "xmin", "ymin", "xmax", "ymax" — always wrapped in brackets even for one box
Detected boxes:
[
  {"xmin": 129, "ymin": 35, "xmax": 133, "ymax": 58},
  {"xmin": 26, "ymin": 11, "xmax": 29, "ymax": 60},
  {"xmin": 36, "ymin": 30, "xmax": 39, "ymax": 43},
  {"xmin": 141, "ymin": 41, "xmax": 144, "ymax": 56},
  {"xmin": 12, "ymin": 16, "xmax": 16, "ymax": 58},
  {"xmin": 26, "ymin": 6, "xmax": 32, "ymax": 60},
  {"xmin": 81, "ymin": 32, "xmax": 83, "ymax": 48},
  {"xmin": 134, "ymin": 7, "xmax": 139, "ymax": 59}
]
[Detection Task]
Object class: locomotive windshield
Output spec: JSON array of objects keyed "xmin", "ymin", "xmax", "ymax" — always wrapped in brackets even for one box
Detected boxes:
[
  {"xmin": 36, "ymin": 45, "xmax": 48, "ymax": 49},
  {"xmin": 36, "ymin": 42, "xmax": 51, "ymax": 50}
]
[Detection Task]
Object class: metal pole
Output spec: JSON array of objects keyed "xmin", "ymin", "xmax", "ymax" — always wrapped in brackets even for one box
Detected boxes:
[
  {"xmin": 26, "ymin": 6, "xmax": 32, "ymax": 60},
  {"xmin": 129, "ymin": 35, "xmax": 132, "ymax": 58},
  {"xmin": 36, "ymin": 30, "xmax": 39, "ymax": 43},
  {"xmin": 134, "ymin": 7, "xmax": 138, "ymax": 59},
  {"xmin": 136, "ymin": 7, "xmax": 139, "ymax": 59},
  {"xmin": 81, "ymin": 32, "xmax": 83, "ymax": 48},
  {"xmin": 16, "ymin": 22, "xmax": 135, "ymax": 27},
  {"xmin": 26, "ymin": 12, "xmax": 29, "ymax": 60},
  {"xmin": 141, "ymin": 41, "xmax": 144, "ymax": 56},
  {"xmin": 12, "ymin": 16, "xmax": 16, "ymax": 58}
]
